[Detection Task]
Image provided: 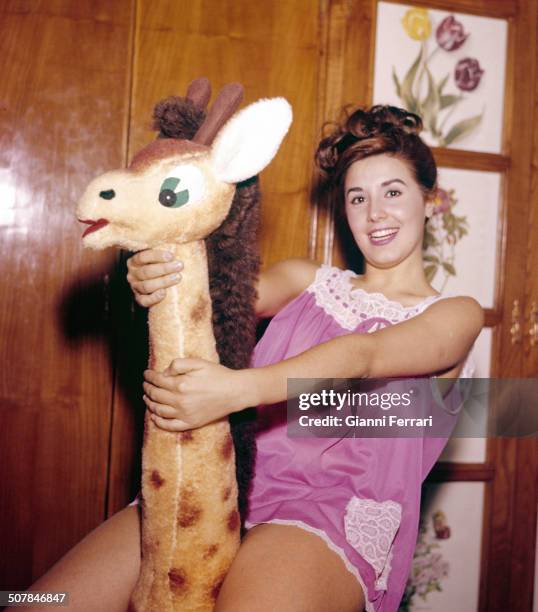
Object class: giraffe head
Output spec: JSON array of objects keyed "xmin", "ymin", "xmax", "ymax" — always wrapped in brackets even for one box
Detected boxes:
[{"xmin": 76, "ymin": 80, "xmax": 292, "ymax": 251}]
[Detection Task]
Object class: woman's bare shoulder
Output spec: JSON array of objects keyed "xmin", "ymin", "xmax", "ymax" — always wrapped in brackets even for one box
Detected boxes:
[{"xmin": 256, "ymin": 258, "xmax": 321, "ymax": 318}]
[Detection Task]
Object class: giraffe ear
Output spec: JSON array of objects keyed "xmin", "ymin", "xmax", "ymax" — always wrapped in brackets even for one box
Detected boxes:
[{"xmin": 210, "ymin": 97, "xmax": 292, "ymax": 184}]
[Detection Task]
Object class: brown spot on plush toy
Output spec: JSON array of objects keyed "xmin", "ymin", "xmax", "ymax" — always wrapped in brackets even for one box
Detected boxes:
[
  {"xmin": 203, "ymin": 543, "xmax": 220, "ymax": 559},
  {"xmin": 227, "ymin": 509, "xmax": 240, "ymax": 532},
  {"xmin": 168, "ymin": 567, "xmax": 189, "ymax": 594},
  {"xmin": 209, "ymin": 574, "xmax": 227, "ymax": 601},
  {"xmin": 180, "ymin": 430, "xmax": 195, "ymax": 443},
  {"xmin": 190, "ymin": 294, "xmax": 209, "ymax": 323},
  {"xmin": 221, "ymin": 433, "xmax": 234, "ymax": 460},
  {"xmin": 76, "ymin": 78, "xmax": 292, "ymax": 611},
  {"xmin": 150, "ymin": 470, "xmax": 165, "ymax": 488},
  {"xmin": 178, "ymin": 499, "xmax": 203, "ymax": 528}
]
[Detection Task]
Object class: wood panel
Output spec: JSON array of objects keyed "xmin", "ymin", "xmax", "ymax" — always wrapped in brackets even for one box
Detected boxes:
[
  {"xmin": 130, "ymin": 0, "xmax": 319, "ymax": 268},
  {"xmin": 483, "ymin": 0, "xmax": 538, "ymax": 608},
  {"xmin": 107, "ymin": 0, "xmax": 323, "ymax": 512},
  {"xmin": 0, "ymin": 0, "xmax": 134, "ymax": 588},
  {"xmin": 384, "ymin": 0, "xmax": 517, "ymax": 18},
  {"xmin": 315, "ymin": 0, "xmax": 376, "ymax": 268}
]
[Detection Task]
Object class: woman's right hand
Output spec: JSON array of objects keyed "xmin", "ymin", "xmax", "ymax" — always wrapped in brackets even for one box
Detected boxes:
[{"xmin": 126, "ymin": 249, "xmax": 183, "ymax": 307}]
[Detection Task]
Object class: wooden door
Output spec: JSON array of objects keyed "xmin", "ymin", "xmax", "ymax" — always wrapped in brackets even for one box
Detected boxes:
[
  {"xmin": 0, "ymin": 0, "xmax": 134, "ymax": 589},
  {"xmin": 0, "ymin": 0, "xmax": 326, "ymax": 589}
]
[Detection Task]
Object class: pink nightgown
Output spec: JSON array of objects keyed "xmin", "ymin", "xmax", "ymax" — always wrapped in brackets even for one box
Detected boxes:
[{"xmin": 242, "ymin": 264, "xmax": 473, "ymax": 612}]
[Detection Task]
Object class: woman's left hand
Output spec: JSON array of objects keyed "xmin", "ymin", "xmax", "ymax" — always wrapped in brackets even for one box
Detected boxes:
[{"xmin": 142, "ymin": 358, "xmax": 250, "ymax": 432}]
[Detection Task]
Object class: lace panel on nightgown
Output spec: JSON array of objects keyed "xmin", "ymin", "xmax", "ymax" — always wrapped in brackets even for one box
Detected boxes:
[
  {"xmin": 307, "ymin": 264, "xmax": 442, "ymax": 331},
  {"xmin": 307, "ymin": 264, "xmax": 476, "ymax": 380},
  {"xmin": 344, "ymin": 496, "xmax": 402, "ymax": 591}
]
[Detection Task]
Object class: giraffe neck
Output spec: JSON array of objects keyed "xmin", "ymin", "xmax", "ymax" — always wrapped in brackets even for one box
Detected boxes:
[
  {"xmin": 131, "ymin": 238, "xmax": 240, "ymax": 611},
  {"xmin": 148, "ymin": 240, "xmax": 217, "ymax": 371}
]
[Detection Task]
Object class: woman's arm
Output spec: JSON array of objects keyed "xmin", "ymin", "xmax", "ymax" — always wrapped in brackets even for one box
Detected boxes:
[
  {"xmin": 127, "ymin": 249, "xmax": 318, "ymax": 316},
  {"xmin": 243, "ymin": 295, "xmax": 484, "ymax": 407},
  {"xmin": 142, "ymin": 295, "xmax": 483, "ymax": 431},
  {"xmin": 255, "ymin": 258, "xmax": 319, "ymax": 317}
]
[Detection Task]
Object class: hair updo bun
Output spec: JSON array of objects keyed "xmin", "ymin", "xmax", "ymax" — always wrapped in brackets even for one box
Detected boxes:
[
  {"xmin": 345, "ymin": 105, "xmax": 423, "ymax": 139},
  {"xmin": 315, "ymin": 104, "xmax": 437, "ymax": 202}
]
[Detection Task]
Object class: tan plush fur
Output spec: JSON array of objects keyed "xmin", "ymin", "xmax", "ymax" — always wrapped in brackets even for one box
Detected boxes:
[{"xmin": 76, "ymin": 97, "xmax": 291, "ymax": 611}]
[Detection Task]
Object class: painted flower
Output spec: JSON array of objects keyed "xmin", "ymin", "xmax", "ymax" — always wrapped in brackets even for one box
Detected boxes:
[
  {"xmin": 436, "ymin": 15, "xmax": 469, "ymax": 51},
  {"xmin": 433, "ymin": 510, "xmax": 451, "ymax": 539},
  {"xmin": 402, "ymin": 8, "xmax": 431, "ymax": 41},
  {"xmin": 431, "ymin": 188, "xmax": 452, "ymax": 214},
  {"xmin": 455, "ymin": 58, "xmax": 485, "ymax": 91}
]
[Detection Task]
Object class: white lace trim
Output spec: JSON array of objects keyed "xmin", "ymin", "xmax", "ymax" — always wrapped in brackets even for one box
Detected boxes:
[
  {"xmin": 244, "ymin": 518, "xmax": 375, "ymax": 612},
  {"xmin": 307, "ymin": 264, "xmax": 441, "ymax": 331},
  {"xmin": 344, "ymin": 497, "xmax": 402, "ymax": 592}
]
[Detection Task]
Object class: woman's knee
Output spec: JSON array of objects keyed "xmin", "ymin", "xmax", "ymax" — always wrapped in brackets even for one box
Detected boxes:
[{"xmin": 11, "ymin": 504, "xmax": 141, "ymax": 612}]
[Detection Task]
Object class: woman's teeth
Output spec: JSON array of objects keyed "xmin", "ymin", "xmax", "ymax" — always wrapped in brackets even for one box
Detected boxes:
[{"xmin": 368, "ymin": 228, "xmax": 399, "ymax": 245}]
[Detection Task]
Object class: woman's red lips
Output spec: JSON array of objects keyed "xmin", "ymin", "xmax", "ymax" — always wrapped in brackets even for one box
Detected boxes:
[{"xmin": 80, "ymin": 218, "xmax": 109, "ymax": 237}]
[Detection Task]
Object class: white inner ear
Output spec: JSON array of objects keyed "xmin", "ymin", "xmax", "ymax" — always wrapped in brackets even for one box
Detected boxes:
[{"xmin": 210, "ymin": 98, "xmax": 292, "ymax": 184}]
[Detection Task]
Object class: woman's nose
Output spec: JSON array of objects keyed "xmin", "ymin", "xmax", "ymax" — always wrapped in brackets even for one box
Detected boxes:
[{"xmin": 367, "ymin": 199, "xmax": 387, "ymax": 222}]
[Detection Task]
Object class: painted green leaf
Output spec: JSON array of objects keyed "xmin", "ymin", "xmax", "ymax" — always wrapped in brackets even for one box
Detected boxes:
[
  {"xmin": 424, "ymin": 264, "xmax": 437, "ymax": 282},
  {"xmin": 443, "ymin": 113, "xmax": 483, "ymax": 146},
  {"xmin": 400, "ymin": 46, "xmax": 423, "ymax": 111},
  {"xmin": 392, "ymin": 66, "xmax": 401, "ymax": 98},
  {"xmin": 423, "ymin": 254, "xmax": 440, "ymax": 263},
  {"xmin": 423, "ymin": 231, "xmax": 439, "ymax": 248},
  {"xmin": 442, "ymin": 262, "xmax": 456, "ymax": 275},
  {"xmin": 438, "ymin": 73, "xmax": 449, "ymax": 94},
  {"xmin": 421, "ymin": 64, "xmax": 441, "ymax": 135},
  {"xmin": 440, "ymin": 94, "xmax": 462, "ymax": 110}
]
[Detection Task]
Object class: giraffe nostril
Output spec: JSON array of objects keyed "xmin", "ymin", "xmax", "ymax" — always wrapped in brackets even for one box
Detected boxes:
[{"xmin": 99, "ymin": 189, "xmax": 116, "ymax": 200}]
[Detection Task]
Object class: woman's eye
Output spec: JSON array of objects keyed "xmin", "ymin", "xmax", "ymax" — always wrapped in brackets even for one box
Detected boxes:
[
  {"xmin": 350, "ymin": 195, "xmax": 365, "ymax": 205},
  {"xmin": 387, "ymin": 189, "xmax": 401, "ymax": 197}
]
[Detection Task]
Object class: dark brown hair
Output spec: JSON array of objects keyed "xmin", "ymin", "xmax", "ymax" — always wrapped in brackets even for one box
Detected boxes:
[{"xmin": 315, "ymin": 104, "xmax": 438, "ymax": 209}]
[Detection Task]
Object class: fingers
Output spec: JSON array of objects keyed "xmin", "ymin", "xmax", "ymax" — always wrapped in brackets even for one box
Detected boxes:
[
  {"xmin": 143, "ymin": 394, "xmax": 176, "ymax": 419},
  {"xmin": 126, "ymin": 249, "xmax": 184, "ymax": 306},
  {"xmin": 143, "ymin": 393, "xmax": 191, "ymax": 432},
  {"xmin": 130, "ymin": 271, "xmax": 182, "ymax": 296},
  {"xmin": 143, "ymin": 371, "xmax": 179, "ymax": 392},
  {"xmin": 150, "ymin": 414, "xmax": 190, "ymax": 432},
  {"xmin": 165, "ymin": 358, "xmax": 205, "ymax": 376},
  {"xmin": 143, "ymin": 381, "xmax": 178, "ymax": 405},
  {"xmin": 128, "ymin": 249, "xmax": 173, "ymax": 267}
]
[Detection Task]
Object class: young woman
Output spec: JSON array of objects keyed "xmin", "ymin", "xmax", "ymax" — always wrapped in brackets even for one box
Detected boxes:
[{"xmin": 17, "ymin": 105, "xmax": 482, "ymax": 612}]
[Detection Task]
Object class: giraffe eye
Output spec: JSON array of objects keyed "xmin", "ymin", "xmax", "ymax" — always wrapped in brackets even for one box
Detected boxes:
[
  {"xmin": 158, "ymin": 178, "xmax": 188, "ymax": 207},
  {"xmin": 158, "ymin": 164, "xmax": 205, "ymax": 209}
]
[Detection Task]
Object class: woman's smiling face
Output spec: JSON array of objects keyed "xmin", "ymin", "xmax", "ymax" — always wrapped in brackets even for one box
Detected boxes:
[{"xmin": 344, "ymin": 153, "xmax": 433, "ymax": 269}]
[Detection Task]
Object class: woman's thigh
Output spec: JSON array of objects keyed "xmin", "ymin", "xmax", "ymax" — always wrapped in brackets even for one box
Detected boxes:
[
  {"xmin": 10, "ymin": 504, "xmax": 141, "ymax": 612},
  {"xmin": 215, "ymin": 523, "xmax": 366, "ymax": 612}
]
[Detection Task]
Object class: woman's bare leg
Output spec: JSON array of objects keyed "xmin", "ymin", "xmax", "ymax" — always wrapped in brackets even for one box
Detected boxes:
[
  {"xmin": 8, "ymin": 505, "xmax": 141, "ymax": 612},
  {"xmin": 215, "ymin": 523, "xmax": 366, "ymax": 612}
]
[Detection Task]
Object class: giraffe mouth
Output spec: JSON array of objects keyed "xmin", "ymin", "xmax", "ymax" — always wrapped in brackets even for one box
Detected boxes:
[{"xmin": 79, "ymin": 218, "xmax": 110, "ymax": 237}]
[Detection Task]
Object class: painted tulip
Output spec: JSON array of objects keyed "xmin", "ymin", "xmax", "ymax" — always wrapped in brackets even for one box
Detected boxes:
[
  {"xmin": 432, "ymin": 188, "xmax": 452, "ymax": 214},
  {"xmin": 402, "ymin": 8, "xmax": 432, "ymax": 41},
  {"xmin": 436, "ymin": 15, "xmax": 469, "ymax": 51},
  {"xmin": 455, "ymin": 58, "xmax": 484, "ymax": 91}
]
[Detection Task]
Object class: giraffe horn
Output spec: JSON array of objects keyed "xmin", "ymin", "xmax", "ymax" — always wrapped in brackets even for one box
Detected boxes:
[
  {"xmin": 193, "ymin": 82, "xmax": 244, "ymax": 146},
  {"xmin": 186, "ymin": 77, "xmax": 212, "ymax": 111}
]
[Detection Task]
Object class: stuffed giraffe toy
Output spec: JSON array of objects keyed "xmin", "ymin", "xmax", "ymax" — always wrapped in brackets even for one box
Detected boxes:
[{"xmin": 76, "ymin": 80, "xmax": 292, "ymax": 611}]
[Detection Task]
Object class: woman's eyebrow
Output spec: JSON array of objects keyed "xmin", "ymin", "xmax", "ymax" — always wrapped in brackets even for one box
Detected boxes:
[
  {"xmin": 382, "ymin": 178, "xmax": 406, "ymax": 187},
  {"xmin": 346, "ymin": 178, "xmax": 407, "ymax": 195}
]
